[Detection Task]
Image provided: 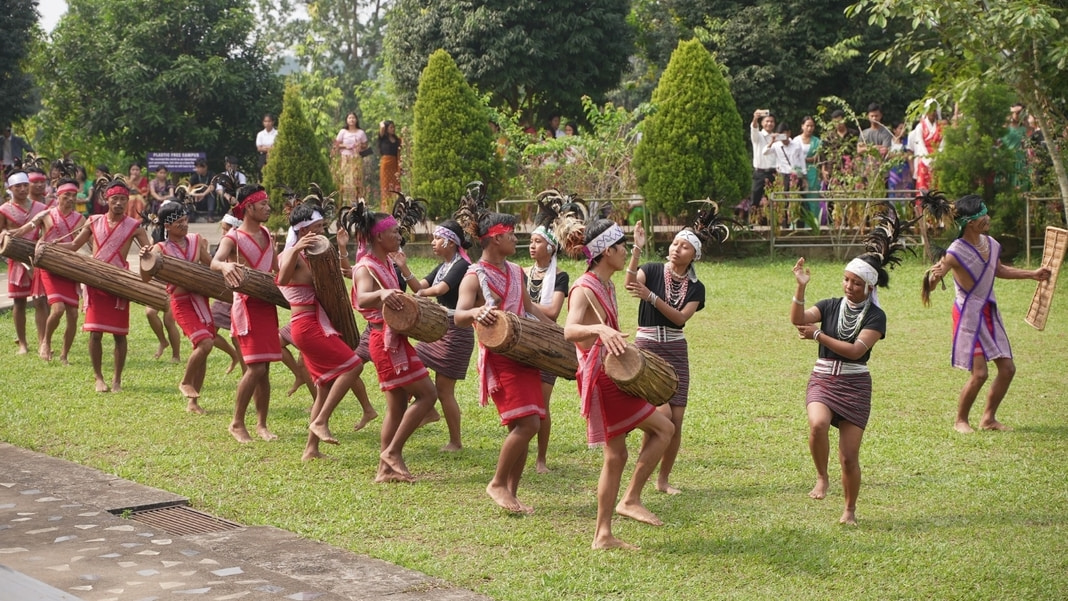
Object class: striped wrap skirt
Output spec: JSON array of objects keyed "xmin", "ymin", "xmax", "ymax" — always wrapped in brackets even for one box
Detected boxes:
[
  {"xmin": 634, "ymin": 337, "xmax": 690, "ymax": 407},
  {"xmin": 415, "ymin": 316, "xmax": 474, "ymax": 380},
  {"xmin": 805, "ymin": 366, "xmax": 872, "ymax": 430}
]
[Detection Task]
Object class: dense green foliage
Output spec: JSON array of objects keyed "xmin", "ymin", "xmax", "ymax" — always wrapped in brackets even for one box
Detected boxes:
[
  {"xmin": 410, "ymin": 50, "xmax": 498, "ymax": 217},
  {"xmin": 385, "ymin": 0, "xmax": 632, "ymax": 124},
  {"xmin": 634, "ymin": 39, "xmax": 749, "ymax": 215},
  {"xmin": 2, "ymin": 256, "xmax": 1066, "ymax": 601},
  {"xmin": 0, "ymin": 0, "xmax": 38, "ymax": 125},
  {"xmin": 42, "ymin": 0, "xmax": 281, "ymax": 171},
  {"xmin": 261, "ymin": 82, "xmax": 335, "ymax": 229}
]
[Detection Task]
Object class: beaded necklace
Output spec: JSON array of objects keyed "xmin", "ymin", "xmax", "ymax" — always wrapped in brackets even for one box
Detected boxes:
[
  {"xmin": 433, "ymin": 252, "xmax": 461, "ymax": 286},
  {"xmin": 662, "ymin": 263, "xmax": 689, "ymax": 309},
  {"xmin": 836, "ymin": 296, "xmax": 870, "ymax": 342}
]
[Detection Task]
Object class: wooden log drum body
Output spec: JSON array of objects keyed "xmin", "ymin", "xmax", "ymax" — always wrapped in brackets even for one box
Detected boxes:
[
  {"xmin": 383, "ymin": 293, "xmax": 448, "ymax": 343},
  {"xmin": 0, "ymin": 236, "xmax": 169, "ymax": 311},
  {"xmin": 474, "ymin": 309, "xmax": 577, "ymax": 380},
  {"xmin": 304, "ymin": 235, "xmax": 361, "ymax": 350},
  {"xmin": 604, "ymin": 344, "xmax": 678, "ymax": 406},
  {"xmin": 140, "ymin": 247, "xmax": 234, "ymax": 303}
]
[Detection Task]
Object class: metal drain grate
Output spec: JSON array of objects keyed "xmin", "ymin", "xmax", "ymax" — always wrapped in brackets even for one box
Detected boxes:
[{"xmin": 110, "ymin": 504, "xmax": 242, "ymax": 536}]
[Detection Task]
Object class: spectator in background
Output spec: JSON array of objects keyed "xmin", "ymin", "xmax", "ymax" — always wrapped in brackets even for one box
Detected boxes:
[
  {"xmin": 909, "ymin": 99, "xmax": 943, "ymax": 193},
  {"xmin": 819, "ymin": 109, "xmax": 858, "ymax": 185},
  {"xmin": 126, "ymin": 164, "xmax": 149, "ymax": 221},
  {"xmin": 332, "ymin": 112, "xmax": 368, "ymax": 204},
  {"xmin": 795, "ymin": 116, "xmax": 822, "ymax": 224},
  {"xmin": 256, "ymin": 114, "xmax": 278, "ymax": 173},
  {"xmin": 189, "ymin": 158, "xmax": 217, "ymax": 222},
  {"xmin": 216, "ymin": 156, "xmax": 248, "ymax": 210},
  {"xmin": 748, "ymin": 108, "xmax": 779, "ymax": 221},
  {"xmin": 771, "ymin": 122, "xmax": 805, "ymax": 192},
  {"xmin": 544, "ymin": 115, "xmax": 564, "ymax": 140},
  {"xmin": 2, "ymin": 125, "xmax": 34, "ymax": 174},
  {"xmin": 857, "ymin": 103, "xmax": 893, "ymax": 159},
  {"xmin": 564, "ymin": 123, "xmax": 579, "ymax": 136},
  {"xmin": 148, "ymin": 165, "xmax": 174, "ymax": 216},
  {"xmin": 377, "ymin": 120, "xmax": 402, "ymax": 212},
  {"xmin": 887, "ymin": 122, "xmax": 913, "ymax": 196}
]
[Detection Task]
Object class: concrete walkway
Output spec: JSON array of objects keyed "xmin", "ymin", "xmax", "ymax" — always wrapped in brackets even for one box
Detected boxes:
[{"xmin": 0, "ymin": 443, "xmax": 490, "ymax": 601}]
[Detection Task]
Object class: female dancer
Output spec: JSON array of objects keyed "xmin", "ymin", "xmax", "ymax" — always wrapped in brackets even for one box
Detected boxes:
[
  {"xmin": 623, "ymin": 218, "xmax": 711, "ymax": 494},
  {"xmin": 789, "ymin": 204, "xmax": 905, "ymax": 525},
  {"xmin": 414, "ymin": 219, "xmax": 474, "ymax": 451}
]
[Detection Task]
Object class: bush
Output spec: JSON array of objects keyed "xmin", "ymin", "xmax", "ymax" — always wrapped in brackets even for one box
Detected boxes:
[
  {"xmin": 410, "ymin": 50, "xmax": 499, "ymax": 218},
  {"xmin": 261, "ymin": 82, "xmax": 335, "ymax": 230},
  {"xmin": 634, "ymin": 39, "xmax": 749, "ymax": 217}
]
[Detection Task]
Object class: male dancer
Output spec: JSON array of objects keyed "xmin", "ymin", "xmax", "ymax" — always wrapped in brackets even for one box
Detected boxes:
[
  {"xmin": 142, "ymin": 202, "xmax": 218, "ymax": 414},
  {"xmin": 277, "ymin": 203, "xmax": 372, "ymax": 461},
  {"xmin": 55, "ymin": 179, "xmax": 150, "ymax": 392},
  {"xmin": 0, "ymin": 171, "xmax": 48, "ymax": 355},
  {"xmin": 925, "ymin": 195, "xmax": 1050, "ymax": 433},
  {"xmin": 455, "ymin": 210, "xmax": 551, "ymax": 513},
  {"xmin": 563, "ymin": 218, "xmax": 674, "ymax": 550},
  {"xmin": 211, "ymin": 185, "xmax": 281, "ymax": 442},
  {"xmin": 5, "ymin": 177, "xmax": 84, "ymax": 363}
]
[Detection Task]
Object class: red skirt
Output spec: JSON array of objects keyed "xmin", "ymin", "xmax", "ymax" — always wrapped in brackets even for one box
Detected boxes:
[
  {"xmin": 6, "ymin": 258, "xmax": 32, "ymax": 299},
  {"xmin": 580, "ymin": 369, "xmax": 656, "ymax": 442},
  {"xmin": 368, "ymin": 327, "xmax": 428, "ymax": 391},
  {"xmin": 290, "ymin": 311, "xmax": 362, "ymax": 386},
  {"xmin": 233, "ymin": 297, "xmax": 281, "ymax": 364},
  {"xmin": 485, "ymin": 352, "xmax": 545, "ymax": 425},
  {"xmin": 170, "ymin": 293, "xmax": 216, "ymax": 347},
  {"xmin": 40, "ymin": 270, "xmax": 79, "ymax": 307},
  {"xmin": 82, "ymin": 286, "xmax": 130, "ymax": 335}
]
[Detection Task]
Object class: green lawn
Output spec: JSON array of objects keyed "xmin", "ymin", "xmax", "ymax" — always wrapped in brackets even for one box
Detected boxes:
[{"xmin": 2, "ymin": 256, "xmax": 1066, "ymax": 601}]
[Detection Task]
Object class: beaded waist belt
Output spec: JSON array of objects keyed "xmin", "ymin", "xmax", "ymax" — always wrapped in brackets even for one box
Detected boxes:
[
  {"xmin": 812, "ymin": 357, "xmax": 868, "ymax": 376},
  {"xmin": 636, "ymin": 326, "xmax": 686, "ymax": 343}
]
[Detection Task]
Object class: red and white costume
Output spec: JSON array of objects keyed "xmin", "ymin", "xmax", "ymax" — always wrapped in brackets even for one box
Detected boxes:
[
  {"xmin": 159, "ymin": 234, "xmax": 216, "ymax": 347},
  {"xmin": 82, "ymin": 214, "xmax": 140, "ymax": 335},
  {"xmin": 225, "ymin": 226, "xmax": 281, "ymax": 364},
  {"xmin": 39, "ymin": 207, "xmax": 83, "ymax": 307},
  {"xmin": 353, "ymin": 253, "xmax": 427, "ymax": 391},
  {"xmin": 1, "ymin": 199, "xmax": 48, "ymax": 299},
  {"xmin": 571, "ymin": 272, "xmax": 655, "ymax": 446},
  {"xmin": 910, "ymin": 116, "xmax": 943, "ymax": 191},
  {"xmin": 279, "ymin": 263, "xmax": 362, "ymax": 387},
  {"xmin": 467, "ymin": 260, "xmax": 545, "ymax": 425}
]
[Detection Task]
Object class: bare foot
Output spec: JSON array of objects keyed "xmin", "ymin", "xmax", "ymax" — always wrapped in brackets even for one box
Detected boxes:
[
  {"xmin": 302, "ymin": 450, "xmax": 334, "ymax": 462},
  {"xmin": 353, "ymin": 409, "xmax": 379, "ymax": 432},
  {"xmin": 230, "ymin": 424, "xmax": 253, "ymax": 443},
  {"xmin": 170, "ymin": 354, "xmax": 181, "ymax": 364},
  {"xmin": 60, "ymin": 356, "xmax": 70, "ymax": 366},
  {"xmin": 154, "ymin": 342, "xmax": 168, "ymax": 360},
  {"xmin": 954, "ymin": 420, "xmax": 975, "ymax": 434},
  {"xmin": 592, "ymin": 535, "xmax": 638, "ymax": 550},
  {"xmin": 110, "ymin": 380, "xmax": 122, "ymax": 393},
  {"xmin": 257, "ymin": 425, "xmax": 278, "ymax": 441},
  {"xmin": 375, "ymin": 464, "xmax": 415, "ymax": 483},
  {"xmin": 225, "ymin": 357, "xmax": 240, "ymax": 375},
  {"xmin": 418, "ymin": 407, "xmax": 441, "ymax": 427},
  {"xmin": 441, "ymin": 442, "xmax": 462, "ymax": 452},
  {"xmin": 809, "ymin": 477, "xmax": 829, "ymax": 500},
  {"xmin": 839, "ymin": 509, "xmax": 858, "ymax": 526},
  {"xmin": 486, "ymin": 483, "xmax": 524, "ymax": 513},
  {"xmin": 94, "ymin": 379, "xmax": 110, "ymax": 393},
  {"xmin": 535, "ymin": 460, "xmax": 549, "ymax": 474},
  {"xmin": 379, "ymin": 449, "xmax": 411, "ymax": 478},
  {"xmin": 309, "ymin": 423, "xmax": 339, "ymax": 445},
  {"xmin": 657, "ymin": 482, "xmax": 682, "ymax": 495},
  {"xmin": 178, "ymin": 384, "xmax": 200, "ymax": 399},
  {"xmin": 39, "ymin": 344, "xmax": 52, "ymax": 361},
  {"xmin": 615, "ymin": 501, "xmax": 663, "ymax": 526},
  {"xmin": 979, "ymin": 420, "xmax": 1013, "ymax": 432},
  {"xmin": 286, "ymin": 375, "xmax": 309, "ymax": 397},
  {"xmin": 516, "ymin": 499, "xmax": 535, "ymax": 514},
  {"xmin": 186, "ymin": 400, "xmax": 206, "ymax": 415},
  {"xmin": 16, "ymin": 342, "xmax": 29, "ymax": 355}
]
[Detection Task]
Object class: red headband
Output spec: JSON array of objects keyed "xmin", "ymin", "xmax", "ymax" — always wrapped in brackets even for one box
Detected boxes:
[
  {"xmin": 233, "ymin": 189, "xmax": 268, "ymax": 219},
  {"xmin": 57, "ymin": 183, "xmax": 80, "ymax": 195},
  {"xmin": 481, "ymin": 223, "xmax": 514, "ymax": 239},
  {"xmin": 28, "ymin": 173, "xmax": 47, "ymax": 183},
  {"xmin": 105, "ymin": 186, "xmax": 130, "ymax": 198}
]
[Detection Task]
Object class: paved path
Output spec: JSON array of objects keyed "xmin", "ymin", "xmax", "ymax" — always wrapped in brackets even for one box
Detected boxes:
[{"xmin": 0, "ymin": 443, "xmax": 490, "ymax": 601}]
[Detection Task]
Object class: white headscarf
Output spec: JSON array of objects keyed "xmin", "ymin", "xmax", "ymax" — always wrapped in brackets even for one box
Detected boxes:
[
  {"xmin": 284, "ymin": 210, "xmax": 324, "ymax": 251},
  {"xmin": 845, "ymin": 257, "xmax": 880, "ymax": 307}
]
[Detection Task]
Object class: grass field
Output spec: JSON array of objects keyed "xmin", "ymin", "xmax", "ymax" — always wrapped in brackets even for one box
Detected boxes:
[{"xmin": 1, "ymin": 255, "xmax": 1066, "ymax": 601}]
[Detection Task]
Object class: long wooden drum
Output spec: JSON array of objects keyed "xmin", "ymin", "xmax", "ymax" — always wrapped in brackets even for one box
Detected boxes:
[
  {"xmin": 604, "ymin": 344, "xmax": 678, "ymax": 406},
  {"xmin": 383, "ymin": 294, "xmax": 448, "ymax": 343},
  {"xmin": 10, "ymin": 239, "xmax": 171, "ymax": 311},
  {"xmin": 475, "ymin": 309, "xmax": 577, "ymax": 380},
  {"xmin": 140, "ymin": 247, "xmax": 234, "ymax": 303},
  {"xmin": 0, "ymin": 234, "xmax": 35, "ymax": 265},
  {"xmin": 304, "ymin": 235, "xmax": 361, "ymax": 350},
  {"xmin": 1025, "ymin": 226, "xmax": 1066, "ymax": 331}
]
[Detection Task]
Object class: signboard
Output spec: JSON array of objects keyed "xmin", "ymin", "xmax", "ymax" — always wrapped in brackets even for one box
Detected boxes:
[{"xmin": 146, "ymin": 152, "xmax": 205, "ymax": 172}]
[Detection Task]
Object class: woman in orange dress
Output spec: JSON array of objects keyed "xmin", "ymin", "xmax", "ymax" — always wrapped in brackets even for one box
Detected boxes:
[{"xmin": 377, "ymin": 120, "xmax": 402, "ymax": 212}]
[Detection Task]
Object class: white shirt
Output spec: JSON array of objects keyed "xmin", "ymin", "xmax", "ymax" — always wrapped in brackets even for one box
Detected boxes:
[
  {"xmin": 751, "ymin": 126, "xmax": 778, "ymax": 170},
  {"xmin": 771, "ymin": 140, "xmax": 806, "ymax": 175},
  {"xmin": 256, "ymin": 128, "xmax": 278, "ymax": 149}
]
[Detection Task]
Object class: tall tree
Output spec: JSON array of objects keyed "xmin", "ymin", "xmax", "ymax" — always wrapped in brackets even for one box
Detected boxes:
[
  {"xmin": 43, "ymin": 0, "xmax": 281, "ymax": 170},
  {"xmin": 410, "ymin": 49, "xmax": 497, "ymax": 217},
  {"xmin": 848, "ymin": 0, "xmax": 1068, "ymax": 219},
  {"xmin": 385, "ymin": 0, "xmax": 632, "ymax": 124},
  {"xmin": 0, "ymin": 0, "xmax": 39, "ymax": 125},
  {"xmin": 634, "ymin": 39, "xmax": 748, "ymax": 216}
]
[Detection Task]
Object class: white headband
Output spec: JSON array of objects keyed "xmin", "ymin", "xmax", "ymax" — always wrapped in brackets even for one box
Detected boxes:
[
  {"xmin": 674, "ymin": 230, "xmax": 702, "ymax": 261},
  {"xmin": 6, "ymin": 172, "xmax": 29, "ymax": 187},
  {"xmin": 222, "ymin": 214, "xmax": 242, "ymax": 228},
  {"xmin": 583, "ymin": 223, "xmax": 625, "ymax": 264},
  {"xmin": 845, "ymin": 257, "xmax": 881, "ymax": 307},
  {"xmin": 293, "ymin": 210, "xmax": 324, "ymax": 232}
]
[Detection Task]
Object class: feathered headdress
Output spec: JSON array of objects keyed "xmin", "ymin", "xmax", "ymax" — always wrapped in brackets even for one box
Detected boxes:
[
  {"xmin": 688, "ymin": 198, "xmax": 737, "ymax": 245},
  {"xmin": 557, "ymin": 197, "xmax": 615, "ymax": 260},
  {"xmin": 454, "ymin": 181, "xmax": 490, "ymax": 242},
  {"xmin": 13, "ymin": 152, "xmax": 47, "ymax": 172},
  {"xmin": 391, "ymin": 192, "xmax": 427, "ymax": 246},
  {"xmin": 51, "ymin": 155, "xmax": 80, "ymax": 181},
  {"xmin": 844, "ymin": 201, "xmax": 912, "ymax": 307},
  {"xmin": 211, "ymin": 173, "xmax": 240, "ymax": 210}
]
